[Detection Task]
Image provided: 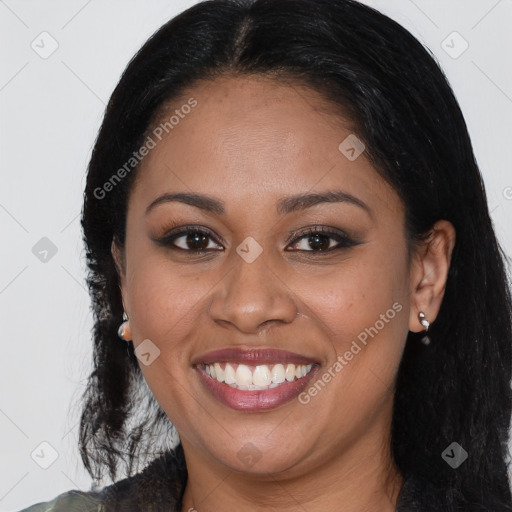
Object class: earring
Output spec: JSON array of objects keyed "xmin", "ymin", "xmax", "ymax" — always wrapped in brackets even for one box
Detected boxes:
[
  {"xmin": 418, "ymin": 311, "xmax": 430, "ymax": 346},
  {"xmin": 118, "ymin": 311, "xmax": 132, "ymax": 342}
]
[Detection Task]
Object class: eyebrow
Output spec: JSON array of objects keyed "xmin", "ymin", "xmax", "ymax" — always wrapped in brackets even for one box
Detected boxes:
[{"xmin": 145, "ymin": 190, "xmax": 372, "ymax": 217}]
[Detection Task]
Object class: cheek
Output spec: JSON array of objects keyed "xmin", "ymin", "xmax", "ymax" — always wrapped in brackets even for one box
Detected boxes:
[
  {"xmin": 126, "ymin": 255, "xmax": 214, "ymax": 347},
  {"xmin": 287, "ymin": 242, "xmax": 410, "ymax": 421},
  {"xmin": 288, "ymin": 253, "xmax": 409, "ymax": 443},
  {"xmin": 290, "ymin": 241, "xmax": 410, "ymax": 347},
  {"xmin": 124, "ymin": 256, "xmax": 210, "ymax": 430}
]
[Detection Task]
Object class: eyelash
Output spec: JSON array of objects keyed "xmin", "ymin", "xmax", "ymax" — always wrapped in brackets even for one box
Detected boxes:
[{"xmin": 155, "ymin": 225, "xmax": 360, "ymax": 255}]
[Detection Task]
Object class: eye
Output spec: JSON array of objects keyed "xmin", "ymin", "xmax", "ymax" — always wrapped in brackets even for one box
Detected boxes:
[
  {"xmin": 156, "ymin": 227, "xmax": 223, "ymax": 252},
  {"xmin": 154, "ymin": 224, "xmax": 360, "ymax": 254},
  {"xmin": 286, "ymin": 226, "xmax": 359, "ymax": 253}
]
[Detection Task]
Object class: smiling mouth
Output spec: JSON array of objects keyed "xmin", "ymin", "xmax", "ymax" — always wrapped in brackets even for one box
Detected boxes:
[
  {"xmin": 201, "ymin": 362, "xmax": 315, "ymax": 391},
  {"xmin": 192, "ymin": 347, "xmax": 321, "ymax": 410}
]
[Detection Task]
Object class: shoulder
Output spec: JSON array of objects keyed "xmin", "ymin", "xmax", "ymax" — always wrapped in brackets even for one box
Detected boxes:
[
  {"xmin": 18, "ymin": 447, "xmax": 187, "ymax": 512},
  {"xmin": 18, "ymin": 490, "xmax": 104, "ymax": 512}
]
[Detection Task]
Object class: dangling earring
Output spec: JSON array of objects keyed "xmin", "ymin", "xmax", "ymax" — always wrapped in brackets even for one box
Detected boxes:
[
  {"xmin": 418, "ymin": 311, "xmax": 430, "ymax": 346},
  {"xmin": 118, "ymin": 311, "xmax": 132, "ymax": 342}
]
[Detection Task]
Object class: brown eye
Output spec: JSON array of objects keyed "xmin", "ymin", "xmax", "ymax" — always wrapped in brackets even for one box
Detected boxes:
[
  {"xmin": 182, "ymin": 231, "xmax": 211, "ymax": 251},
  {"xmin": 286, "ymin": 226, "xmax": 359, "ymax": 253},
  {"xmin": 156, "ymin": 227, "xmax": 223, "ymax": 252},
  {"xmin": 303, "ymin": 233, "xmax": 332, "ymax": 251}
]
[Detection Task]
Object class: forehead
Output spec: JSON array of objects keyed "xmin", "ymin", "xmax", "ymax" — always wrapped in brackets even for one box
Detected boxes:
[{"xmin": 131, "ymin": 75, "xmax": 400, "ymax": 218}]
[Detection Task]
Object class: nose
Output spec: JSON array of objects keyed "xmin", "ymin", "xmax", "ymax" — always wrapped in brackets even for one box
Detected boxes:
[{"xmin": 208, "ymin": 251, "xmax": 298, "ymax": 334}]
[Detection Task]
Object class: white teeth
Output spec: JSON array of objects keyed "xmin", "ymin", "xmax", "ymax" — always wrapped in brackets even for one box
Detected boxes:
[
  {"xmin": 285, "ymin": 364, "xmax": 295, "ymax": 382},
  {"xmin": 271, "ymin": 364, "xmax": 285, "ymax": 384},
  {"xmin": 235, "ymin": 364, "xmax": 253, "ymax": 386},
  {"xmin": 214, "ymin": 363, "xmax": 224, "ymax": 382},
  {"xmin": 253, "ymin": 365, "xmax": 271, "ymax": 386},
  {"xmin": 204, "ymin": 362, "xmax": 315, "ymax": 390},
  {"xmin": 224, "ymin": 363, "xmax": 236, "ymax": 384}
]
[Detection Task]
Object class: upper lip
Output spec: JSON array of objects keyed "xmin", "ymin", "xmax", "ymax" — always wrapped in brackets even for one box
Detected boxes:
[{"xmin": 192, "ymin": 347, "xmax": 319, "ymax": 366}]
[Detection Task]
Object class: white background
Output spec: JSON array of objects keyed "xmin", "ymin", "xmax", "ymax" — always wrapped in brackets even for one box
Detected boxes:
[{"xmin": 1, "ymin": 1, "xmax": 511, "ymax": 511}]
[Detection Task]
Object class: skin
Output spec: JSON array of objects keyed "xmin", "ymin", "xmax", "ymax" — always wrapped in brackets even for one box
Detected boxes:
[{"xmin": 112, "ymin": 75, "xmax": 456, "ymax": 512}]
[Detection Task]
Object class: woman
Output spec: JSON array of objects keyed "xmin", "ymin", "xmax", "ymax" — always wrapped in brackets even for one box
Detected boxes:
[{"xmin": 21, "ymin": 0, "xmax": 512, "ymax": 510}]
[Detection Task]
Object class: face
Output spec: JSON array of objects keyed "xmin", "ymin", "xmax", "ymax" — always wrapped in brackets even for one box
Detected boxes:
[{"xmin": 115, "ymin": 75, "xmax": 416, "ymax": 478}]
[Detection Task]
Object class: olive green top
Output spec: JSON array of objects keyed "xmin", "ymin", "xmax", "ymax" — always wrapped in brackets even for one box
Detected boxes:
[
  {"xmin": 19, "ymin": 490, "xmax": 104, "ymax": 512},
  {"xmin": 18, "ymin": 447, "xmax": 188, "ymax": 512}
]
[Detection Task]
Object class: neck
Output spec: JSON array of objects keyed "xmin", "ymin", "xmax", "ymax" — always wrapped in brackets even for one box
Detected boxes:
[{"xmin": 180, "ymin": 426, "xmax": 403, "ymax": 512}]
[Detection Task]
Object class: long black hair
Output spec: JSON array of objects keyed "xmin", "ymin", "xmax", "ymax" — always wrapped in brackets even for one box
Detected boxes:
[{"xmin": 80, "ymin": 0, "xmax": 512, "ymax": 509}]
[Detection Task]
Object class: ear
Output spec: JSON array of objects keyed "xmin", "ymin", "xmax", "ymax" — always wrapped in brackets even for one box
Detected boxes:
[
  {"xmin": 111, "ymin": 237, "xmax": 128, "ymax": 309},
  {"xmin": 409, "ymin": 220, "xmax": 456, "ymax": 332}
]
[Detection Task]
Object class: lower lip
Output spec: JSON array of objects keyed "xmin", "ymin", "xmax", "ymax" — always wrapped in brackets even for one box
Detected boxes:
[{"xmin": 196, "ymin": 364, "xmax": 320, "ymax": 411}]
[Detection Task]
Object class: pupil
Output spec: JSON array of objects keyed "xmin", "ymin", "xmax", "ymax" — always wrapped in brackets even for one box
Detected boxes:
[
  {"xmin": 187, "ymin": 232, "xmax": 208, "ymax": 250},
  {"xmin": 309, "ymin": 234, "xmax": 329, "ymax": 251}
]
